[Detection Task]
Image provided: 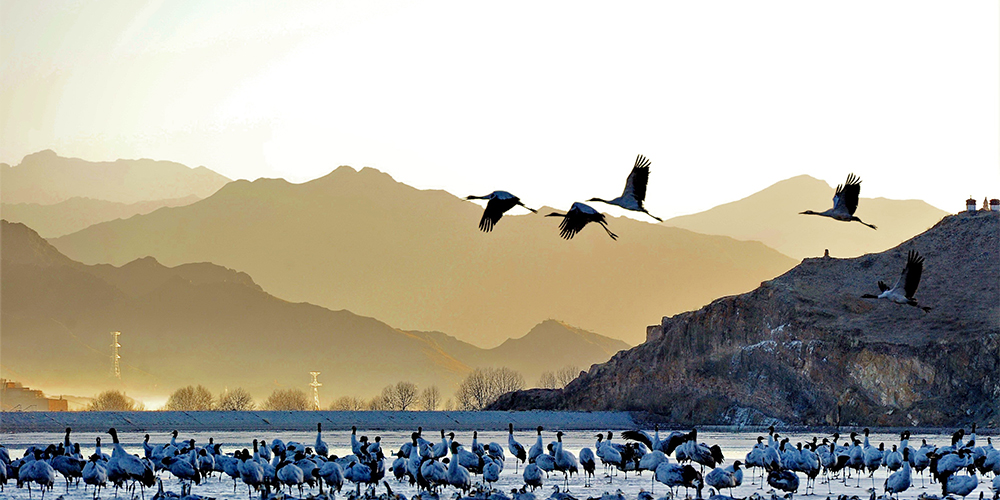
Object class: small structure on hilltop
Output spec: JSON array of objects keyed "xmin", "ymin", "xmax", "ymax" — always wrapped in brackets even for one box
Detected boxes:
[
  {"xmin": 0, "ymin": 379, "xmax": 69, "ymax": 411},
  {"xmin": 991, "ymin": 199, "xmax": 999, "ymax": 212},
  {"xmin": 966, "ymin": 196, "xmax": 977, "ymax": 213}
]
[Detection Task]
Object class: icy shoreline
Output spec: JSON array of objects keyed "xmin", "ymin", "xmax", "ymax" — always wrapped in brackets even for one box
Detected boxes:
[{"xmin": 0, "ymin": 410, "xmax": 644, "ymax": 433}]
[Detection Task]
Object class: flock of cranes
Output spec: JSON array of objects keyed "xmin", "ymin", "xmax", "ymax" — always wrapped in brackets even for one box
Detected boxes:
[
  {"xmin": 468, "ymin": 158, "xmax": 932, "ymax": 312},
  {"xmin": 3, "ymin": 424, "xmax": 998, "ymax": 500}
]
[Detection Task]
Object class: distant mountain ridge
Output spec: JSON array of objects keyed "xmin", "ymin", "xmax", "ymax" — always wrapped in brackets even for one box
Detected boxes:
[
  {"xmin": 664, "ymin": 175, "xmax": 949, "ymax": 260},
  {"xmin": 491, "ymin": 212, "xmax": 1000, "ymax": 427},
  {"xmin": 408, "ymin": 320, "xmax": 630, "ymax": 384},
  {"xmin": 50, "ymin": 165, "xmax": 796, "ymax": 346},
  {"xmin": 1, "ymin": 220, "xmax": 628, "ymax": 400},
  {"xmin": 0, "ymin": 150, "xmax": 230, "ymax": 205},
  {"xmin": 1, "ymin": 195, "xmax": 202, "ymax": 237}
]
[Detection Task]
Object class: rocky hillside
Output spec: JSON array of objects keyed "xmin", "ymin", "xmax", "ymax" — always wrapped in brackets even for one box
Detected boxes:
[{"xmin": 490, "ymin": 212, "xmax": 1000, "ymax": 427}]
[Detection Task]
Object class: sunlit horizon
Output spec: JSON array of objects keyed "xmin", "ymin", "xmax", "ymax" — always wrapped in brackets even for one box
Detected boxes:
[{"xmin": 2, "ymin": 1, "xmax": 997, "ymax": 220}]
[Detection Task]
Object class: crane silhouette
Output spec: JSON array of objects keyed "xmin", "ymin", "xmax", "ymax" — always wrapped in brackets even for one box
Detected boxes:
[
  {"xmin": 588, "ymin": 154, "xmax": 662, "ymax": 222},
  {"xmin": 861, "ymin": 250, "xmax": 931, "ymax": 313},
  {"xmin": 546, "ymin": 202, "xmax": 617, "ymax": 240},
  {"xmin": 800, "ymin": 173, "xmax": 876, "ymax": 230},
  {"xmin": 466, "ymin": 191, "xmax": 537, "ymax": 232}
]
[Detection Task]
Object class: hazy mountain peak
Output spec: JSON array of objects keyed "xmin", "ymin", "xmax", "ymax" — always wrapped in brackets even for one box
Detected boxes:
[
  {"xmin": 22, "ymin": 149, "xmax": 59, "ymax": 162},
  {"xmin": 664, "ymin": 174, "xmax": 948, "ymax": 260},
  {"xmin": 51, "ymin": 163, "xmax": 796, "ymax": 345},
  {"xmin": 0, "ymin": 220, "xmax": 74, "ymax": 267},
  {"xmin": 2, "ymin": 150, "xmax": 231, "ymax": 205},
  {"xmin": 311, "ymin": 165, "xmax": 401, "ymax": 187}
]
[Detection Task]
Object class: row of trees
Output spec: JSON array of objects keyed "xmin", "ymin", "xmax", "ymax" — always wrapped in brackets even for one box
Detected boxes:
[
  {"xmin": 537, "ymin": 365, "xmax": 580, "ymax": 389},
  {"xmin": 327, "ymin": 383, "xmax": 444, "ymax": 411},
  {"xmin": 86, "ymin": 365, "xmax": 564, "ymax": 411}
]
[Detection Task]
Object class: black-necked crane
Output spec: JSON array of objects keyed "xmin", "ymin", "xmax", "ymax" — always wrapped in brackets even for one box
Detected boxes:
[
  {"xmin": 523, "ymin": 463, "xmax": 543, "ymax": 491},
  {"xmin": 528, "ymin": 426, "xmax": 545, "ymax": 464},
  {"xmin": 546, "ymin": 202, "xmax": 617, "ymax": 240},
  {"xmin": 767, "ymin": 469, "xmax": 800, "ymax": 500},
  {"xmin": 884, "ymin": 448, "xmax": 911, "ymax": 500},
  {"xmin": 861, "ymin": 250, "xmax": 932, "ymax": 313},
  {"xmin": 800, "ymin": 173, "xmax": 877, "ymax": 230},
  {"xmin": 706, "ymin": 461, "xmax": 741, "ymax": 498},
  {"xmin": 315, "ymin": 423, "xmax": 329, "ymax": 458},
  {"xmin": 82, "ymin": 454, "xmax": 108, "ymax": 498},
  {"xmin": 18, "ymin": 451, "xmax": 56, "ymax": 500},
  {"xmin": 106, "ymin": 428, "xmax": 155, "ymax": 498},
  {"xmin": 578, "ymin": 447, "xmax": 596, "ymax": 487},
  {"xmin": 447, "ymin": 442, "xmax": 472, "ymax": 494},
  {"xmin": 466, "ymin": 191, "xmax": 537, "ymax": 232},
  {"xmin": 507, "ymin": 424, "xmax": 527, "ymax": 473},
  {"xmin": 587, "ymin": 154, "xmax": 663, "ymax": 222},
  {"xmin": 553, "ymin": 432, "xmax": 578, "ymax": 490}
]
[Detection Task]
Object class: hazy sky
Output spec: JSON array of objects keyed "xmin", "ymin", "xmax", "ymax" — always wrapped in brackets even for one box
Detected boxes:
[{"xmin": 2, "ymin": 1, "xmax": 997, "ymax": 217}]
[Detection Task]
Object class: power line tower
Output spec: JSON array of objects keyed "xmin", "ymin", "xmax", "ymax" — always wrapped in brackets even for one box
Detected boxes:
[
  {"xmin": 309, "ymin": 371, "xmax": 322, "ymax": 410},
  {"xmin": 111, "ymin": 331, "xmax": 122, "ymax": 380}
]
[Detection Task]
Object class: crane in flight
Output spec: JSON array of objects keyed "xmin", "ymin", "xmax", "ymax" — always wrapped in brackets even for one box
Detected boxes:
[
  {"xmin": 588, "ymin": 154, "xmax": 663, "ymax": 222},
  {"xmin": 861, "ymin": 250, "xmax": 931, "ymax": 313},
  {"xmin": 800, "ymin": 173, "xmax": 877, "ymax": 230}
]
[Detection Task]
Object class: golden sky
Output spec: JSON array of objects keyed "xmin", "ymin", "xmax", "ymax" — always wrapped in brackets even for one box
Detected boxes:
[{"xmin": 2, "ymin": 0, "xmax": 997, "ymax": 217}]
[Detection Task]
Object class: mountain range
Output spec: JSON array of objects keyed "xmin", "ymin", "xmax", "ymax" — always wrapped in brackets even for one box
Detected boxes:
[
  {"xmin": 491, "ymin": 211, "xmax": 1000, "ymax": 427},
  {"xmin": 0, "ymin": 150, "xmax": 230, "ymax": 205},
  {"xmin": 664, "ymin": 175, "xmax": 948, "ymax": 260},
  {"xmin": 1, "ymin": 220, "xmax": 629, "ymax": 401},
  {"xmin": 49, "ymin": 165, "xmax": 798, "ymax": 346},
  {"xmin": 1, "ymin": 195, "xmax": 202, "ymax": 238}
]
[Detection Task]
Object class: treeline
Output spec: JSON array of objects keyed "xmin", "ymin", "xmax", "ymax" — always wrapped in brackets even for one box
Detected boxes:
[{"xmin": 84, "ymin": 365, "xmax": 580, "ymax": 411}]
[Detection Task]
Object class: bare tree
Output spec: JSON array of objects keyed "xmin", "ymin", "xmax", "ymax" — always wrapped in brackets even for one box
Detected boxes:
[
  {"xmin": 164, "ymin": 385, "xmax": 214, "ymax": 411},
  {"xmin": 262, "ymin": 389, "xmax": 311, "ymax": 411},
  {"xmin": 456, "ymin": 367, "xmax": 525, "ymax": 410},
  {"xmin": 216, "ymin": 388, "xmax": 255, "ymax": 411},
  {"xmin": 394, "ymin": 382, "xmax": 419, "ymax": 410},
  {"xmin": 329, "ymin": 396, "xmax": 366, "ymax": 411},
  {"xmin": 367, "ymin": 394, "xmax": 391, "ymax": 411},
  {"xmin": 537, "ymin": 371, "xmax": 558, "ymax": 389},
  {"xmin": 420, "ymin": 385, "xmax": 441, "ymax": 410},
  {"xmin": 555, "ymin": 365, "xmax": 580, "ymax": 388},
  {"xmin": 88, "ymin": 390, "xmax": 144, "ymax": 411},
  {"xmin": 493, "ymin": 367, "xmax": 525, "ymax": 395}
]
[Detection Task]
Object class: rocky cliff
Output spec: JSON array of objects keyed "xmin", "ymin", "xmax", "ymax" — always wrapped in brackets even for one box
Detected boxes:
[{"xmin": 490, "ymin": 212, "xmax": 1000, "ymax": 427}]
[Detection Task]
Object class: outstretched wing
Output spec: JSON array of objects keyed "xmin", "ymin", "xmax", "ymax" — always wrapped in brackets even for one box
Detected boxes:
[
  {"xmin": 557, "ymin": 212, "xmax": 587, "ymax": 239},
  {"xmin": 478, "ymin": 199, "xmax": 502, "ymax": 232},
  {"xmin": 902, "ymin": 250, "xmax": 924, "ymax": 299},
  {"xmin": 877, "ymin": 281, "xmax": 890, "ymax": 293},
  {"xmin": 833, "ymin": 173, "xmax": 862, "ymax": 216},
  {"xmin": 621, "ymin": 430, "xmax": 653, "ymax": 450},
  {"xmin": 622, "ymin": 154, "xmax": 652, "ymax": 205}
]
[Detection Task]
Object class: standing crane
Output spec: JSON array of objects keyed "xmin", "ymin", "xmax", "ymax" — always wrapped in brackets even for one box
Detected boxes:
[
  {"xmin": 587, "ymin": 154, "xmax": 662, "ymax": 222},
  {"xmin": 800, "ymin": 173, "xmax": 877, "ymax": 230},
  {"xmin": 861, "ymin": 250, "xmax": 932, "ymax": 313}
]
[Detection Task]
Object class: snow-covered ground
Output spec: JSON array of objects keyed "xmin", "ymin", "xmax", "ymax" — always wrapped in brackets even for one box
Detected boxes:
[{"xmin": 1, "ymin": 428, "xmax": 996, "ymax": 500}]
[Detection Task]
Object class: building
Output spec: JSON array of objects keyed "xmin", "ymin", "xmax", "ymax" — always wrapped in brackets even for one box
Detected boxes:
[{"xmin": 0, "ymin": 379, "xmax": 69, "ymax": 411}]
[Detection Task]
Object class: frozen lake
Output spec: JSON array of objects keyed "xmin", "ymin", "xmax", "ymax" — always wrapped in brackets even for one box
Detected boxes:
[{"xmin": 2, "ymin": 428, "xmax": 996, "ymax": 500}]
